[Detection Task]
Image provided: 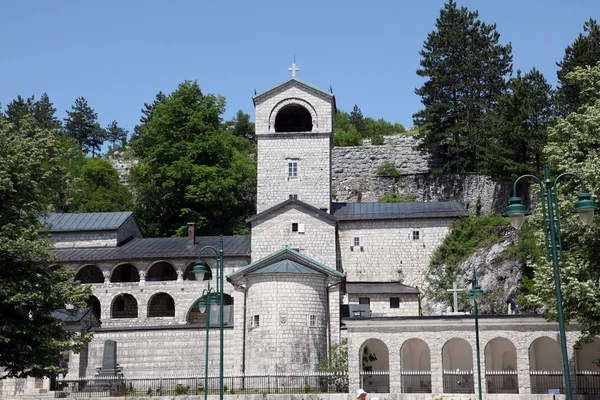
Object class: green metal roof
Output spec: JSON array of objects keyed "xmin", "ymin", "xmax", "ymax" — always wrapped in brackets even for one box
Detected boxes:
[
  {"xmin": 253, "ymin": 78, "xmax": 334, "ymax": 104},
  {"xmin": 41, "ymin": 212, "xmax": 134, "ymax": 232},
  {"xmin": 247, "ymin": 259, "xmax": 322, "ymax": 276}
]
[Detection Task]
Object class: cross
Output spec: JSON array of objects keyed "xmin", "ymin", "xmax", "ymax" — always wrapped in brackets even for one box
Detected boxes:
[
  {"xmin": 288, "ymin": 59, "xmax": 300, "ymax": 78},
  {"xmin": 446, "ymin": 281, "xmax": 464, "ymax": 313}
]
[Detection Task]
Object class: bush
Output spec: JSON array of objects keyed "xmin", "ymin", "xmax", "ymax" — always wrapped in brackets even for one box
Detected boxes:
[
  {"xmin": 175, "ymin": 384, "xmax": 190, "ymax": 395},
  {"xmin": 376, "ymin": 162, "xmax": 401, "ymax": 177},
  {"xmin": 371, "ymin": 133, "xmax": 384, "ymax": 145},
  {"xmin": 334, "ymin": 126, "xmax": 362, "ymax": 146}
]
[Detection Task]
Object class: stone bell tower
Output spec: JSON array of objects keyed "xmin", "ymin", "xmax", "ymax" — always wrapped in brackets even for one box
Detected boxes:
[{"xmin": 253, "ymin": 63, "xmax": 336, "ymax": 214}]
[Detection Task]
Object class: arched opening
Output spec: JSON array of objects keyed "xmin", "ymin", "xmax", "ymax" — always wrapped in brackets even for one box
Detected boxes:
[
  {"xmin": 575, "ymin": 338, "xmax": 600, "ymax": 394},
  {"xmin": 74, "ymin": 265, "xmax": 104, "ymax": 284},
  {"xmin": 146, "ymin": 261, "xmax": 177, "ymax": 282},
  {"xmin": 187, "ymin": 293, "xmax": 234, "ymax": 326},
  {"xmin": 359, "ymin": 339, "xmax": 389, "ymax": 393},
  {"xmin": 111, "ymin": 294, "xmax": 138, "ymax": 319},
  {"xmin": 529, "ymin": 336, "xmax": 563, "ymax": 393},
  {"xmin": 87, "ymin": 295, "xmax": 101, "ymax": 320},
  {"xmin": 442, "ymin": 338, "xmax": 474, "ymax": 393},
  {"xmin": 183, "ymin": 262, "xmax": 197, "ymax": 281},
  {"xmin": 401, "ymin": 338, "xmax": 431, "ymax": 393},
  {"xmin": 147, "ymin": 293, "xmax": 176, "ymax": 318},
  {"xmin": 485, "ymin": 337, "xmax": 518, "ymax": 393},
  {"xmin": 111, "ymin": 263, "xmax": 140, "ymax": 283},
  {"xmin": 275, "ymin": 104, "xmax": 313, "ymax": 133}
]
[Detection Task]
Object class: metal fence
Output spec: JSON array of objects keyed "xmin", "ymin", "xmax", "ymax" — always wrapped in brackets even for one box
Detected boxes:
[
  {"xmin": 54, "ymin": 372, "xmax": 349, "ymax": 398},
  {"xmin": 576, "ymin": 371, "xmax": 600, "ymax": 395},
  {"xmin": 359, "ymin": 371, "xmax": 389, "ymax": 393},
  {"xmin": 443, "ymin": 370, "xmax": 474, "ymax": 394},
  {"xmin": 486, "ymin": 370, "xmax": 518, "ymax": 394},
  {"xmin": 529, "ymin": 371, "xmax": 564, "ymax": 394},
  {"xmin": 401, "ymin": 371, "xmax": 431, "ymax": 393}
]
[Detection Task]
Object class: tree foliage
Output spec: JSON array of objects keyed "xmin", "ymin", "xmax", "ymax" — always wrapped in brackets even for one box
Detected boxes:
[
  {"xmin": 334, "ymin": 125, "xmax": 362, "ymax": 146},
  {"xmin": 316, "ymin": 338, "xmax": 348, "ymax": 392},
  {"xmin": 130, "ymin": 81, "xmax": 256, "ymax": 237},
  {"xmin": 0, "ymin": 117, "xmax": 90, "ymax": 378},
  {"xmin": 74, "ymin": 158, "xmax": 133, "ymax": 213},
  {"xmin": 526, "ymin": 63, "xmax": 600, "ymax": 348},
  {"xmin": 106, "ymin": 120, "xmax": 129, "ymax": 149},
  {"xmin": 64, "ymin": 97, "xmax": 105, "ymax": 157},
  {"xmin": 556, "ymin": 19, "xmax": 600, "ymax": 116},
  {"xmin": 414, "ymin": 0, "xmax": 512, "ymax": 173}
]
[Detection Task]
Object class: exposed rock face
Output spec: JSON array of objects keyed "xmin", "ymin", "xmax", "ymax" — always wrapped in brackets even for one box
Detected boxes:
[{"xmin": 108, "ymin": 151, "xmax": 136, "ymax": 186}]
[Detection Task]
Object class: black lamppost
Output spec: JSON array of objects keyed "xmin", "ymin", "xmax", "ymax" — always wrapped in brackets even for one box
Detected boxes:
[
  {"xmin": 192, "ymin": 236, "xmax": 225, "ymax": 400},
  {"xmin": 505, "ymin": 162, "xmax": 597, "ymax": 400}
]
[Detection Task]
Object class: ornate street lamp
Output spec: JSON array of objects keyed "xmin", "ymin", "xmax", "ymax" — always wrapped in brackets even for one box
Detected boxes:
[
  {"xmin": 467, "ymin": 270, "xmax": 484, "ymax": 400},
  {"xmin": 192, "ymin": 236, "xmax": 225, "ymax": 400},
  {"xmin": 505, "ymin": 162, "xmax": 597, "ymax": 400}
]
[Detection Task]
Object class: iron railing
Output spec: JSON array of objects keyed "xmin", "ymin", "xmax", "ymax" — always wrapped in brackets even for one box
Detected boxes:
[
  {"xmin": 529, "ymin": 371, "xmax": 564, "ymax": 394},
  {"xmin": 576, "ymin": 371, "xmax": 600, "ymax": 394},
  {"xmin": 401, "ymin": 371, "xmax": 431, "ymax": 393},
  {"xmin": 443, "ymin": 370, "xmax": 474, "ymax": 394},
  {"xmin": 359, "ymin": 371, "xmax": 389, "ymax": 393},
  {"xmin": 485, "ymin": 370, "xmax": 518, "ymax": 394},
  {"xmin": 54, "ymin": 372, "xmax": 348, "ymax": 398}
]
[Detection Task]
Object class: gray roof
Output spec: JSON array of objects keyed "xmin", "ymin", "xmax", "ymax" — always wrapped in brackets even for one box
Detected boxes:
[
  {"xmin": 247, "ymin": 259, "xmax": 322, "ymax": 276},
  {"xmin": 331, "ymin": 202, "xmax": 467, "ymax": 221},
  {"xmin": 42, "ymin": 212, "xmax": 134, "ymax": 232},
  {"xmin": 52, "ymin": 235, "xmax": 250, "ymax": 262},
  {"xmin": 346, "ymin": 282, "xmax": 420, "ymax": 295},
  {"xmin": 247, "ymin": 199, "xmax": 337, "ymax": 223},
  {"xmin": 51, "ymin": 308, "xmax": 94, "ymax": 322}
]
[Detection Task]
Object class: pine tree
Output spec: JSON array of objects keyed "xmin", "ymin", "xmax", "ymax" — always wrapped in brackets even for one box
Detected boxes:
[
  {"xmin": 31, "ymin": 93, "xmax": 61, "ymax": 130},
  {"xmin": 5, "ymin": 96, "xmax": 34, "ymax": 127},
  {"xmin": 413, "ymin": 0, "xmax": 512, "ymax": 173},
  {"xmin": 556, "ymin": 19, "xmax": 600, "ymax": 115},
  {"xmin": 348, "ymin": 105, "xmax": 366, "ymax": 137},
  {"xmin": 106, "ymin": 120, "xmax": 129, "ymax": 149},
  {"xmin": 132, "ymin": 91, "xmax": 166, "ymax": 141},
  {"xmin": 63, "ymin": 97, "xmax": 102, "ymax": 155}
]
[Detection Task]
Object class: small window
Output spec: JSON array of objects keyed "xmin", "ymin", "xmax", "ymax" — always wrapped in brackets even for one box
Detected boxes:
[
  {"xmin": 289, "ymin": 194, "xmax": 298, "ymax": 200},
  {"xmin": 292, "ymin": 223, "xmax": 299, "ymax": 232},
  {"xmin": 354, "ymin": 237, "xmax": 360, "ymax": 246},
  {"xmin": 390, "ymin": 298, "xmax": 400, "ymax": 309},
  {"xmin": 253, "ymin": 315, "xmax": 260, "ymax": 327},
  {"xmin": 291, "ymin": 248, "xmax": 305, "ymax": 254},
  {"xmin": 309, "ymin": 314, "xmax": 317, "ymax": 327},
  {"xmin": 288, "ymin": 162, "xmax": 298, "ymax": 177},
  {"xmin": 359, "ymin": 297, "xmax": 370, "ymax": 305},
  {"xmin": 412, "ymin": 230, "xmax": 420, "ymax": 240}
]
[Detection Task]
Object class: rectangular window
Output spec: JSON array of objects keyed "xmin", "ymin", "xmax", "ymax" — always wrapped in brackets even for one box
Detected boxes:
[
  {"xmin": 359, "ymin": 297, "xmax": 370, "ymax": 305},
  {"xmin": 390, "ymin": 298, "xmax": 400, "ymax": 309},
  {"xmin": 288, "ymin": 162, "xmax": 298, "ymax": 177},
  {"xmin": 292, "ymin": 223, "xmax": 299, "ymax": 232},
  {"xmin": 412, "ymin": 230, "xmax": 420, "ymax": 240},
  {"xmin": 289, "ymin": 194, "xmax": 298, "ymax": 200},
  {"xmin": 309, "ymin": 314, "xmax": 317, "ymax": 327},
  {"xmin": 253, "ymin": 315, "xmax": 260, "ymax": 327},
  {"xmin": 354, "ymin": 237, "xmax": 360, "ymax": 246}
]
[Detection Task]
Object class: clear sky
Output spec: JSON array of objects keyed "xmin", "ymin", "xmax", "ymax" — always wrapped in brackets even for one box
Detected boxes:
[{"xmin": 1, "ymin": 1, "xmax": 598, "ymax": 137}]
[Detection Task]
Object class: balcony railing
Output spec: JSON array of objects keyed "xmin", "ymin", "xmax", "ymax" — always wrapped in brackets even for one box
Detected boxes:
[
  {"xmin": 529, "ymin": 370, "xmax": 564, "ymax": 394},
  {"xmin": 359, "ymin": 371, "xmax": 389, "ymax": 393},
  {"xmin": 576, "ymin": 371, "xmax": 600, "ymax": 395},
  {"xmin": 443, "ymin": 370, "xmax": 474, "ymax": 393},
  {"xmin": 401, "ymin": 371, "xmax": 431, "ymax": 393},
  {"xmin": 486, "ymin": 370, "xmax": 518, "ymax": 394}
]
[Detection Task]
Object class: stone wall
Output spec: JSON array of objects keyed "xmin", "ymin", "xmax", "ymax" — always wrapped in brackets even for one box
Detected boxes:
[{"xmin": 348, "ymin": 293, "xmax": 419, "ymax": 317}]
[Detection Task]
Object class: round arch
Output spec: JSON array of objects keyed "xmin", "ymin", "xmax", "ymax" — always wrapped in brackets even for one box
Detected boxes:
[
  {"xmin": 74, "ymin": 265, "xmax": 104, "ymax": 284},
  {"xmin": 269, "ymin": 98, "xmax": 318, "ymax": 132},
  {"xmin": 146, "ymin": 261, "xmax": 177, "ymax": 282},
  {"xmin": 110, "ymin": 293, "xmax": 138, "ymax": 319},
  {"xmin": 183, "ymin": 261, "xmax": 197, "ymax": 281},
  {"xmin": 87, "ymin": 295, "xmax": 101, "ymax": 319},
  {"xmin": 442, "ymin": 338, "xmax": 473, "ymax": 371},
  {"xmin": 111, "ymin": 263, "xmax": 140, "ymax": 283},
  {"xmin": 401, "ymin": 338, "xmax": 431, "ymax": 371},
  {"xmin": 147, "ymin": 292, "xmax": 176, "ymax": 318},
  {"xmin": 186, "ymin": 293, "xmax": 234, "ymax": 325},
  {"xmin": 485, "ymin": 337, "xmax": 517, "ymax": 371},
  {"xmin": 359, "ymin": 338, "xmax": 390, "ymax": 393},
  {"xmin": 529, "ymin": 336, "xmax": 562, "ymax": 371},
  {"xmin": 576, "ymin": 337, "xmax": 600, "ymax": 372}
]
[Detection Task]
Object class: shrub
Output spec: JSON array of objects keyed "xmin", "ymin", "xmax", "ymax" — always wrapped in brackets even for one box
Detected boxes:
[
  {"xmin": 175, "ymin": 384, "xmax": 189, "ymax": 395},
  {"xmin": 334, "ymin": 126, "xmax": 362, "ymax": 146},
  {"xmin": 376, "ymin": 162, "xmax": 401, "ymax": 177}
]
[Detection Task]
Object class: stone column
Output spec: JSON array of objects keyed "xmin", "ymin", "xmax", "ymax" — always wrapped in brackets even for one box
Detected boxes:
[
  {"xmin": 138, "ymin": 270, "xmax": 146, "ymax": 286},
  {"xmin": 176, "ymin": 269, "xmax": 184, "ymax": 282},
  {"xmin": 102, "ymin": 270, "xmax": 110, "ymax": 285},
  {"xmin": 430, "ymin": 337, "xmax": 444, "ymax": 394},
  {"xmin": 348, "ymin": 336, "xmax": 361, "ymax": 395},
  {"xmin": 517, "ymin": 337, "xmax": 531, "ymax": 394},
  {"xmin": 389, "ymin": 338, "xmax": 402, "ymax": 394}
]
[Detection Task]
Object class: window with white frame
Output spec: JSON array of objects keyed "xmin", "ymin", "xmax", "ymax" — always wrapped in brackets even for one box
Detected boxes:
[
  {"xmin": 354, "ymin": 237, "xmax": 360, "ymax": 246},
  {"xmin": 412, "ymin": 230, "xmax": 420, "ymax": 240},
  {"xmin": 288, "ymin": 162, "xmax": 298, "ymax": 177},
  {"xmin": 309, "ymin": 314, "xmax": 317, "ymax": 327}
]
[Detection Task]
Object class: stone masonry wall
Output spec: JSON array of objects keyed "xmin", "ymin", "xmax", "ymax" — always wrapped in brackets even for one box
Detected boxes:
[
  {"xmin": 338, "ymin": 218, "xmax": 454, "ymax": 288},
  {"xmin": 348, "ymin": 294, "xmax": 419, "ymax": 317}
]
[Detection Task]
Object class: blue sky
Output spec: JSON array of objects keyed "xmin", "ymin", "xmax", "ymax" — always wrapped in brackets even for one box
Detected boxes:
[{"xmin": 1, "ymin": 1, "xmax": 598, "ymax": 137}]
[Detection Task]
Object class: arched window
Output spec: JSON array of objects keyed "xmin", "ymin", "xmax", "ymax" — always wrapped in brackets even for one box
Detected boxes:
[
  {"xmin": 75, "ymin": 265, "xmax": 104, "ymax": 284},
  {"xmin": 529, "ymin": 336, "xmax": 564, "ymax": 394},
  {"xmin": 147, "ymin": 293, "xmax": 176, "ymax": 317},
  {"xmin": 187, "ymin": 294, "xmax": 234, "ymax": 325},
  {"xmin": 400, "ymin": 338, "xmax": 432, "ymax": 393},
  {"xmin": 442, "ymin": 338, "xmax": 474, "ymax": 394},
  {"xmin": 275, "ymin": 104, "xmax": 312, "ymax": 132},
  {"xmin": 111, "ymin": 263, "xmax": 140, "ymax": 283},
  {"xmin": 485, "ymin": 337, "xmax": 518, "ymax": 393},
  {"xmin": 147, "ymin": 261, "xmax": 177, "ymax": 282},
  {"xmin": 359, "ymin": 338, "xmax": 390, "ymax": 393},
  {"xmin": 111, "ymin": 294, "xmax": 138, "ymax": 318},
  {"xmin": 87, "ymin": 295, "xmax": 101, "ymax": 320}
]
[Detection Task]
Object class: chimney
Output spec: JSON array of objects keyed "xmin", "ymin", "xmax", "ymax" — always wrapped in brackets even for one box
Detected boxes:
[{"xmin": 187, "ymin": 222, "xmax": 196, "ymax": 247}]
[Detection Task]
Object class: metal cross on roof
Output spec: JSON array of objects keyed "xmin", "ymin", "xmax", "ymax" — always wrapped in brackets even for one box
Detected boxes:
[{"xmin": 288, "ymin": 58, "xmax": 300, "ymax": 78}]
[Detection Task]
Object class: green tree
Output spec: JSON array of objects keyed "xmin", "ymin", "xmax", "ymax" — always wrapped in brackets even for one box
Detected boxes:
[
  {"xmin": 349, "ymin": 105, "xmax": 366, "ymax": 137},
  {"xmin": 480, "ymin": 68, "xmax": 554, "ymax": 179},
  {"xmin": 316, "ymin": 338, "xmax": 349, "ymax": 392},
  {"xmin": 526, "ymin": 63, "xmax": 600, "ymax": 351},
  {"xmin": 52, "ymin": 136, "xmax": 88, "ymax": 213},
  {"xmin": 64, "ymin": 97, "xmax": 105, "ymax": 157},
  {"xmin": 32, "ymin": 93, "xmax": 61, "ymax": 131},
  {"xmin": 75, "ymin": 158, "xmax": 133, "ymax": 212},
  {"xmin": 334, "ymin": 125, "xmax": 362, "ymax": 146},
  {"xmin": 130, "ymin": 81, "xmax": 256, "ymax": 237},
  {"xmin": 5, "ymin": 95, "xmax": 34, "ymax": 128},
  {"xmin": 556, "ymin": 19, "xmax": 600, "ymax": 115},
  {"xmin": 334, "ymin": 110, "xmax": 350, "ymax": 132},
  {"xmin": 229, "ymin": 109, "xmax": 255, "ymax": 143},
  {"xmin": 413, "ymin": 0, "xmax": 512, "ymax": 173},
  {"xmin": 0, "ymin": 116, "xmax": 90, "ymax": 378},
  {"xmin": 132, "ymin": 91, "xmax": 166, "ymax": 141},
  {"xmin": 106, "ymin": 120, "xmax": 129, "ymax": 149}
]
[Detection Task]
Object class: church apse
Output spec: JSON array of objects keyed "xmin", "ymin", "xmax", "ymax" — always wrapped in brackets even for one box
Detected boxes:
[{"xmin": 275, "ymin": 104, "xmax": 313, "ymax": 133}]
